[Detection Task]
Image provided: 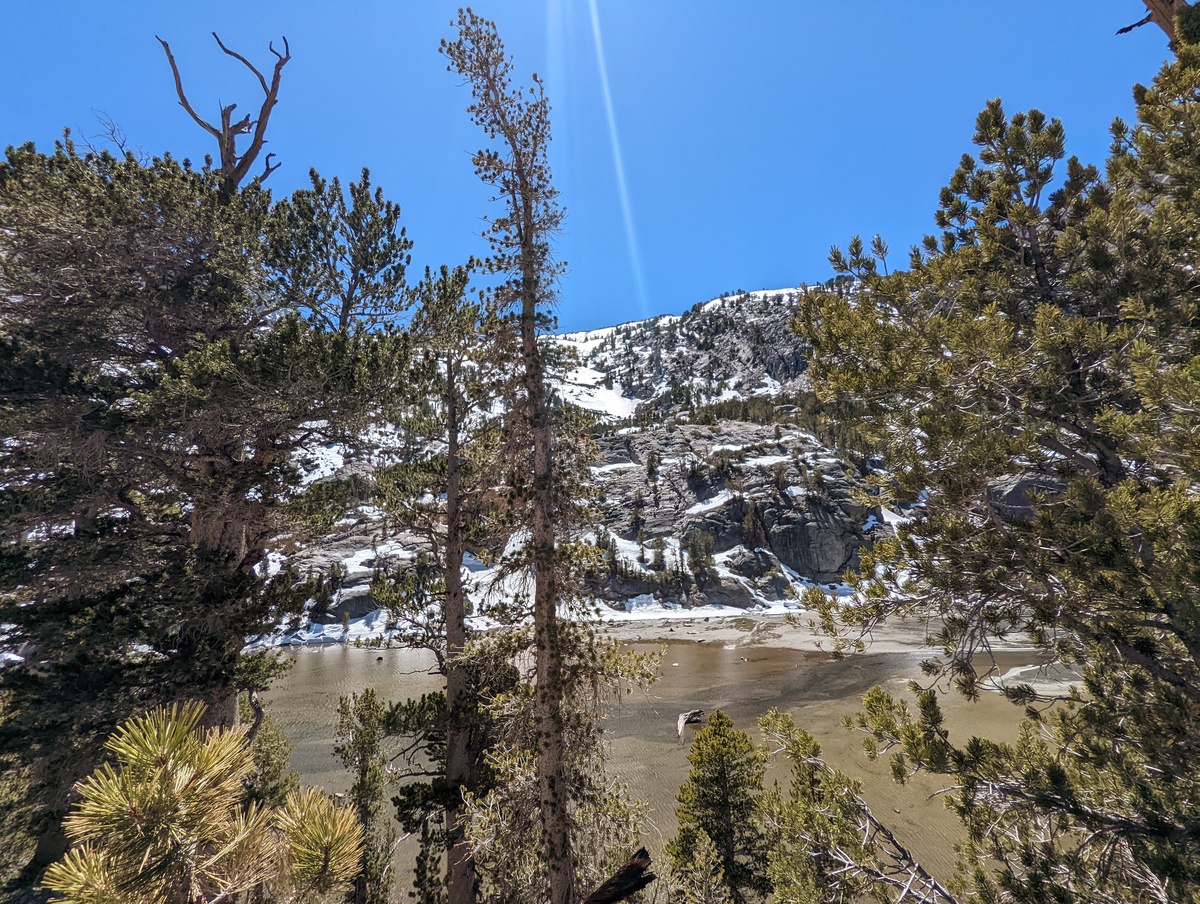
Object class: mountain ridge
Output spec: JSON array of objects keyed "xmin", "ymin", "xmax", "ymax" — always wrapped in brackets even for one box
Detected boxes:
[{"xmin": 259, "ymin": 283, "xmax": 884, "ymax": 648}]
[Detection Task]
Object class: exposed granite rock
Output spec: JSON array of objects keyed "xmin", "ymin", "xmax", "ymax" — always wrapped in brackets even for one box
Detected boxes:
[
  {"xmin": 593, "ymin": 420, "xmax": 877, "ymax": 590},
  {"xmin": 987, "ymin": 473, "xmax": 1067, "ymax": 521}
]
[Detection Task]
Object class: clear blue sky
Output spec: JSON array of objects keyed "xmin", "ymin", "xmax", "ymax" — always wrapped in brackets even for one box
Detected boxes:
[{"xmin": 0, "ymin": 2, "xmax": 1174, "ymax": 331}]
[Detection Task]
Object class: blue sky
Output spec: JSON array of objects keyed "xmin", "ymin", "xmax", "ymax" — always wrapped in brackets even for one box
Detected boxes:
[{"xmin": 1, "ymin": 2, "xmax": 1174, "ymax": 331}]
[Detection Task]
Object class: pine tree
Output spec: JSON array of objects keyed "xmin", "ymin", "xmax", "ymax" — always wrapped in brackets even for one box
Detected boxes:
[
  {"xmin": 667, "ymin": 711, "xmax": 768, "ymax": 904},
  {"xmin": 757, "ymin": 709, "xmax": 953, "ymax": 904},
  {"xmin": 440, "ymin": 14, "xmax": 584, "ymax": 901},
  {"xmin": 651, "ymin": 537, "xmax": 667, "ymax": 571},
  {"xmin": 268, "ymin": 167, "xmax": 413, "ymax": 332},
  {"xmin": 794, "ymin": 41, "xmax": 1200, "ymax": 903},
  {"xmin": 41, "ymin": 702, "xmax": 363, "ymax": 904},
  {"xmin": 669, "ymin": 831, "xmax": 730, "ymax": 904},
  {"xmin": 335, "ymin": 689, "xmax": 397, "ymax": 904},
  {"xmin": 741, "ymin": 502, "xmax": 767, "ymax": 551},
  {"xmin": 0, "ymin": 140, "xmax": 406, "ymax": 885},
  {"xmin": 685, "ymin": 531, "xmax": 717, "ymax": 592},
  {"xmin": 371, "ymin": 262, "xmax": 501, "ymax": 904}
]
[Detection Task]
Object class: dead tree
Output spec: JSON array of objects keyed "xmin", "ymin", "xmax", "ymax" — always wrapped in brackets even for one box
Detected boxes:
[{"xmin": 156, "ymin": 32, "xmax": 290, "ymax": 196}]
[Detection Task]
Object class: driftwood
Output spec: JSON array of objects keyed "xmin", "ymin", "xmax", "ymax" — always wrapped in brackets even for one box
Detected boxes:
[{"xmin": 582, "ymin": 848, "xmax": 657, "ymax": 904}]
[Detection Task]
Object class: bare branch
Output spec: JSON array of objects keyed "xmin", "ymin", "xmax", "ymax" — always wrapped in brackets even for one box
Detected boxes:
[
  {"xmin": 259, "ymin": 151, "xmax": 281, "ymax": 183},
  {"xmin": 1131, "ymin": 0, "xmax": 1193, "ymax": 42},
  {"xmin": 157, "ymin": 33, "xmax": 291, "ymax": 194},
  {"xmin": 156, "ymin": 36, "xmax": 220, "ymax": 140},
  {"xmin": 229, "ymin": 33, "xmax": 291, "ymax": 188},
  {"xmin": 244, "ymin": 689, "xmax": 265, "ymax": 743},
  {"xmin": 211, "ymin": 31, "xmax": 270, "ymax": 94},
  {"xmin": 1117, "ymin": 11, "xmax": 1155, "ymax": 33},
  {"xmin": 582, "ymin": 848, "xmax": 656, "ymax": 904}
]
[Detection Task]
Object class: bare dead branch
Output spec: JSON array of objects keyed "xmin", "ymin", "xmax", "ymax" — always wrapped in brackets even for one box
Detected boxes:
[
  {"xmin": 1133, "ymin": 0, "xmax": 1193, "ymax": 42},
  {"xmin": 1117, "ymin": 11, "xmax": 1155, "ymax": 33},
  {"xmin": 260, "ymin": 152, "xmax": 281, "ymax": 182},
  {"xmin": 226, "ymin": 32, "xmax": 291, "ymax": 188},
  {"xmin": 156, "ymin": 32, "xmax": 291, "ymax": 193},
  {"xmin": 244, "ymin": 689, "xmax": 265, "ymax": 744},
  {"xmin": 582, "ymin": 848, "xmax": 656, "ymax": 904},
  {"xmin": 156, "ymin": 36, "xmax": 220, "ymax": 140},
  {"xmin": 211, "ymin": 31, "xmax": 270, "ymax": 94}
]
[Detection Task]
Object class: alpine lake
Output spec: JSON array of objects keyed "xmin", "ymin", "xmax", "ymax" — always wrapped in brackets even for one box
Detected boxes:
[{"xmin": 264, "ymin": 616, "xmax": 1049, "ymax": 884}]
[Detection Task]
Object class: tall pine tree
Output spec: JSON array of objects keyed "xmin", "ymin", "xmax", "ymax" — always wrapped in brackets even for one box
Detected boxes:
[
  {"xmin": 794, "ymin": 39, "xmax": 1200, "ymax": 904},
  {"xmin": 0, "ymin": 140, "xmax": 406, "ymax": 886}
]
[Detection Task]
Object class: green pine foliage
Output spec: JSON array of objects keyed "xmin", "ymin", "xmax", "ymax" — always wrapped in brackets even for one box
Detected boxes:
[
  {"xmin": 335, "ymin": 690, "xmax": 398, "ymax": 904},
  {"xmin": 41, "ymin": 701, "xmax": 363, "ymax": 904},
  {"xmin": 268, "ymin": 167, "xmax": 412, "ymax": 332},
  {"xmin": 667, "ymin": 711, "xmax": 768, "ymax": 904},
  {"xmin": 0, "ymin": 138, "xmax": 407, "ymax": 884},
  {"xmin": 460, "ymin": 626, "xmax": 658, "ymax": 904},
  {"xmin": 651, "ymin": 536, "xmax": 667, "ymax": 571},
  {"xmin": 758, "ymin": 709, "xmax": 954, "ymax": 904},
  {"xmin": 668, "ymin": 830, "xmax": 731, "ymax": 904},
  {"xmin": 741, "ymin": 502, "xmax": 767, "ymax": 551},
  {"xmin": 794, "ymin": 42, "xmax": 1200, "ymax": 904},
  {"xmin": 685, "ymin": 531, "xmax": 717, "ymax": 591}
]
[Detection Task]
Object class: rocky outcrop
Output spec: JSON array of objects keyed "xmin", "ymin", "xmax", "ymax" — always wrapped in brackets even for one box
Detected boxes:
[
  {"xmin": 987, "ymin": 473, "xmax": 1066, "ymax": 521},
  {"xmin": 593, "ymin": 420, "xmax": 877, "ymax": 591},
  {"xmin": 280, "ymin": 287, "xmax": 885, "ymax": 628}
]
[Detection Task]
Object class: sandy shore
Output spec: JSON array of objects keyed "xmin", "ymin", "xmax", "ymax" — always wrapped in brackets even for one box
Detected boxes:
[{"xmin": 596, "ymin": 608, "xmax": 1043, "ymax": 657}]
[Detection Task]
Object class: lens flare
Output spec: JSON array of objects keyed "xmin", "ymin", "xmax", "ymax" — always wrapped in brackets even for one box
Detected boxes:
[{"xmin": 588, "ymin": 0, "xmax": 650, "ymax": 318}]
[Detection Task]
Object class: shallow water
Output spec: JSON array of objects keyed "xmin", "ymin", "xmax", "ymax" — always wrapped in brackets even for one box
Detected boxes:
[{"xmin": 263, "ymin": 636, "xmax": 1034, "ymax": 879}]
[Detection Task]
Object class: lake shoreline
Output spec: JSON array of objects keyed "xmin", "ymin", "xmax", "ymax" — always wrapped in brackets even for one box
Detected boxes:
[{"xmin": 264, "ymin": 612, "xmax": 1074, "ymax": 886}]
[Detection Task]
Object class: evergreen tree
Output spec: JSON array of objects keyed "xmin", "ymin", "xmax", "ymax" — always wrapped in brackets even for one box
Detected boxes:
[
  {"xmin": 630, "ymin": 490, "xmax": 647, "ymax": 535},
  {"xmin": 741, "ymin": 502, "xmax": 767, "ymax": 551},
  {"xmin": 668, "ymin": 831, "xmax": 730, "ymax": 904},
  {"xmin": 794, "ymin": 42, "xmax": 1200, "ymax": 903},
  {"xmin": 336, "ymin": 690, "xmax": 397, "ymax": 904},
  {"xmin": 0, "ymin": 140, "xmax": 405, "ymax": 885},
  {"xmin": 441, "ymin": 14, "xmax": 594, "ymax": 903},
  {"xmin": 757, "ymin": 709, "xmax": 953, "ymax": 904},
  {"xmin": 371, "ymin": 263, "xmax": 502, "ymax": 904},
  {"xmin": 685, "ymin": 531, "xmax": 717, "ymax": 592},
  {"xmin": 667, "ymin": 711, "xmax": 768, "ymax": 904},
  {"xmin": 268, "ymin": 167, "xmax": 412, "ymax": 332},
  {"xmin": 651, "ymin": 537, "xmax": 667, "ymax": 571},
  {"xmin": 460, "ymin": 632, "xmax": 655, "ymax": 904}
]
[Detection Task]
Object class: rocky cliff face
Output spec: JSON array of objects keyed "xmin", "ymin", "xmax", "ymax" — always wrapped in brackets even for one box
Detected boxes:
[
  {"xmin": 260, "ymin": 286, "xmax": 885, "ymax": 644},
  {"xmin": 592, "ymin": 420, "xmax": 875, "ymax": 587},
  {"xmin": 554, "ymin": 289, "xmax": 811, "ymax": 418}
]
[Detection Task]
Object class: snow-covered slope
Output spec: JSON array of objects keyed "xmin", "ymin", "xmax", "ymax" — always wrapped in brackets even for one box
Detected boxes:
[{"xmin": 552, "ymin": 289, "xmax": 810, "ymax": 421}]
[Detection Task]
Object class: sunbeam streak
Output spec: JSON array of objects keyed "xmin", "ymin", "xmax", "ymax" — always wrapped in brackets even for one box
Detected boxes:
[{"xmin": 588, "ymin": 0, "xmax": 650, "ymax": 318}]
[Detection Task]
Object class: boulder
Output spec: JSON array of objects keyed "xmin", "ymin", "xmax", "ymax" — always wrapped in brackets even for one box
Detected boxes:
[{"xmin": 987, "ymin": 473, "xmax": 1066, "ymax": 521}]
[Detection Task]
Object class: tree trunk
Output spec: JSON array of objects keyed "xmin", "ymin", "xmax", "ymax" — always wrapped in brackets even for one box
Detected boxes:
[
  {"xmin": 443, "ymin": 357, "xmax": 481, "ymax": 904},
  {"xmin": 521, "ymin": 247, "xmax": 575, "ymax": 904},
  {"xmin": 197, "ymin": 685, "xmax": 238, "ymax": 731}
]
